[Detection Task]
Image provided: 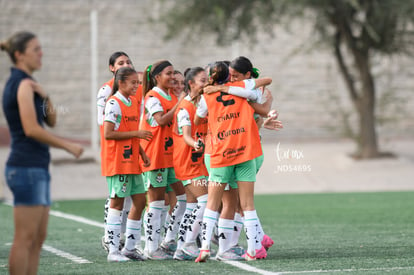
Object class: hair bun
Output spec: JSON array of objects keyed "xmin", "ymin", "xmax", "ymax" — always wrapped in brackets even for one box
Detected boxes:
[{"xmin": 0, "ymin": 41, "xmax": 7, "ymax": 51}]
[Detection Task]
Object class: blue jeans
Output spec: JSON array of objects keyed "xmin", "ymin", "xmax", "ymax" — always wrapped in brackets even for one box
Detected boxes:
[{"xmin": 5, "ymin": 166, "xmax": 51, "ymax": 206}]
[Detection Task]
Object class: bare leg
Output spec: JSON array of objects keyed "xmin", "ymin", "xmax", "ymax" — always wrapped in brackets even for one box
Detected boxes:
[{"xmin": 10, "ymin": 206, "xmax": 49, "ymax": 275}]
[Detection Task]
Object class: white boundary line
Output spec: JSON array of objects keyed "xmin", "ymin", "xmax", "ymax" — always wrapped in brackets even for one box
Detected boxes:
[
  {"xmin": 4, "ymin": 242, "xmax": 91, "ymax": 264},
  {"xmin": 42, "ymin": 244, "xmax": 92, "ymax": 264},
  {"xmin": 277, "ymin": 266, "xmax": 414, "ymax": 274},
  {"xmin": 4, "ymin": 203, "xmax": 414, "ymax": 274},
  {"xmin": 224, "ymin": 261, "xmax": 281, "ymax": 275},
  {"xmin": 50, "ymin": 210, "xmax": 104, "ymax": 228}
]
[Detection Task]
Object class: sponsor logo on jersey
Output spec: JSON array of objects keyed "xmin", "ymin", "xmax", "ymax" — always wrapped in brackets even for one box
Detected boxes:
[{"xmin": 217, "ymin": 127, "xmax": 245, "ymax": 141}]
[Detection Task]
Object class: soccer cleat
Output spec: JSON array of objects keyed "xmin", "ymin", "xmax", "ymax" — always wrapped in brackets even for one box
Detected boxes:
[
  {"xmin": 145, "ymin": 248, "xmax": 173, "ymax": 260},
  {"xmin": 119, "ymin": 238, "xmax": 125, "ymax": 250},
  {"xmin": 134, "ymin": 246, "xmax": 147, "ymax": 260},
  {"xmin": 229, "ymin": 244, "xmax": 245, "ymax": 256},
  {"xmin": 216, "ymin": 249, "xmax": 243, "ymax": 261},
  {"xmin": 160, "ymin": 239, "xmax": 177, "ymax": 255},
  {"xmin": 261, "ymin": 234, "xmax": 274, "ymax": 251},
  {"xmin": 101, "ymin": 236, "xmax": 109, "ymax": 253},
  {"xmin": 195, "ymin": 249, "xmax": 210, "ymax": 262},
  {"xmin": 107, "ymin": 251, "xmax": 130, "ymax": 262},
  {"xmin": 255, "ymin": 246, "xmax": 268, "ymax": 259},
  {"xmin": 121, "ymin": 248, "xmax": 146, "ymax": 261},
  {"xmin": 182, "ymin": 242, "xmax": 199, "ymax": 258},
  {"xmin": 173, "ymin": 249, "xmax": 195, "ymax": 261},
  {"xmin": 242, "ymin": 251, "xmax": 256, "ymax": 261},
  {"xmin": 242, "ymin": 246, "xmax": 267, "ymax": 260}
]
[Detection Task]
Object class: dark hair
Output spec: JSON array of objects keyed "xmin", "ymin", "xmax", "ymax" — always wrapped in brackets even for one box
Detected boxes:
[
  {"xmin": 109, "ymin": 51, "xmax": 129, "ymax": 66},
  {"xmin": 108, "ymin": 51, "xmax": 132, "ymax": 74},
  {"xmin": 0, "ymin": 31, "xmax": 36, "ymax": 64},
  {"xmin": 142, "ymin": 60, "xmax": 172, "ymax": 96},
  {"xmin": 208, "ymin": 61, "xmax": 229, "ymax": 85},
  {"xmin": 183, "ymin": 67, "xmax": 205, "ymax": 93},
  {"xmin": 112, "ymin": 67, "xmax": 137, "ymax": 96},
  {"xmin": 230, "ymin": 56, "xmax": 259, "ymax": 78}
]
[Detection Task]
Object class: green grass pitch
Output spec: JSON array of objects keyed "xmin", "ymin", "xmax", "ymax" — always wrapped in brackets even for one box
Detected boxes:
[{"xmin": 1, "ymin": 192, "xmax": 413, "ymax": 274}]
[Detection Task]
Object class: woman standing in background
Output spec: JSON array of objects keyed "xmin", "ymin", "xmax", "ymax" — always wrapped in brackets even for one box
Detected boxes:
[{"xmin": 1, "ymin": 31, "xmax": 83, "ymax": 275}]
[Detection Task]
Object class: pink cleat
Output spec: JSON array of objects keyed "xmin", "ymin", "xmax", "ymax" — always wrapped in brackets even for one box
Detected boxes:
[
  {"xmin": 242, "ymin": 246, "xmax": 267, "ymax": 261},
  {"xmin": 242, "ymin": 251, "xmax": 256, "ymax": 261},
  {"xmin": 195, "ymin": 249, "xmax": 210, "ymax": 262},
  {"xmin": 262, "ymin": 234, "xmax": 274, "ymax": 251},
  {"xmin": 255, "ymin": 246, "xmax": 268, "ymax": 259}
]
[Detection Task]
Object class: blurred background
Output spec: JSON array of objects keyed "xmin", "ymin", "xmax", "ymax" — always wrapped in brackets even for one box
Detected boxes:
[{"xmin": 1, "ymin": 0, "xmax": 413, "ymax": 199}]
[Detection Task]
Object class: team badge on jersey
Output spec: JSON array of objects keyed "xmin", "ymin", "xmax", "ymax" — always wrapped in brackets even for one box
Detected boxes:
[{"xmin": 156, "ymin": 173, "xmax": 163, "ymax": 183}]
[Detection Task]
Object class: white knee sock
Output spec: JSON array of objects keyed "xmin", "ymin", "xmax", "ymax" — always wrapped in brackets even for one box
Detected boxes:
[
  {"xmin": 256, "ymin": 216, "xmax": 265, "ymax": 249},
  {"xmin": 121, "ymin": 196, "xmax": 132, "ymax": 240},
  {"xmin": 200, "ymin": 208, "xmax": 219, "ymax": 250},
  {"xmin": 164, "ymin": 194, "xmax": 187, "ymax": 243},
  {"xmin": 177, "ymin": 202, "xmax": 196, "ymax": 250},
  {"xmin": 143, "ymin": 210, "xmax": 149, "ymax": 251},
  {"xmin": 106, "ymin": 208, "xmax": 122, "ymax": 254},
  {"xmin": 124, "ymin": 219, "xmax": 141, "ymax": 251},
  {"xmin": 218, "ymin": 218, "xmax": 234, "ymax": 253},
  {"xmin": 185, "ymin": 194, "xmax": 207, "ymax": 243},
  {"xmin": 161, "ymin": 204, "xmax": 169, "ymax": 238},
  {"xmin": 231, "ymin": 212, "xmax": 244, "ymax": 247},
  {"xmin": 104, "ymin": 197, "xmax": 110, "ymax": 242},
  {"xmin": 243, "ymin": 210, "xmax": 260, "ymax": 256},
  {"xmin": 144, "ymin": 200, "xmax": 164, "ymax": 253}
]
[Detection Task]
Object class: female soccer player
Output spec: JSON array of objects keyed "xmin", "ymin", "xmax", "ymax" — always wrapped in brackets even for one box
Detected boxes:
[
  {"xmin": 140, "ymin": 60, "xmax": 186, "ymax": 260},
  {"xmin": 171, "ymin": 67, "xmax": 209, "ymax": 260},
  {"xmin": 195, "ymin": 61, "xmax": 265, "ymax": 262},
  {"xmin": 97, "ymin": 52, "xmax": 141, "ymax": 254},
  {"xmin": 103, "ymin": 67, "xmax": 152, "ymax": 262}
]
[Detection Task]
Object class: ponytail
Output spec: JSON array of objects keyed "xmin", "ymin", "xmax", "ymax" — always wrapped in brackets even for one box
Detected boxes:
[
  {"xmin": 1, "ymin": 31, "xmax": 36, "ymax": 64},
  {"xmin": 208, "ymin": 61, "xmax": 229, "ymax": 85},
  {"xmin": 142, "ymin": 60, "xmax": 172, "ymax": 96}
]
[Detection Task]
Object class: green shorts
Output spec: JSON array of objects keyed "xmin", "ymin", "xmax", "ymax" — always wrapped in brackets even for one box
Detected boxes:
[
  {"xmin": 255, "ymin": 145, "xmax": 264, "ymax": 173},
  {"xmin": 255, "ymin": 153, "xmax": 264, "ymax": 173},
  {"xmin": 224, "ymin": 153, "xmax": 263, "ymax": 191},
  {"xmin": 143, "ymin": 168, "xmax": 179, "ymax": 190},
  {"xmin": 182, "ymin": 176, "xmax": 208, "ymax": 187},
  {"xmin": 106, "ymin": 174, "xmax": 146, "ymax": 198},
  {"xmin": 208, "ymin": 158, "xmax": 256, "ymax": 187}
]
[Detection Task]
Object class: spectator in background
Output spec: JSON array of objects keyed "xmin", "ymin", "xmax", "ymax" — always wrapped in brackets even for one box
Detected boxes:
[{"xmin": 1, "ymin": 31, "xmax": 83, "ymax": 275}]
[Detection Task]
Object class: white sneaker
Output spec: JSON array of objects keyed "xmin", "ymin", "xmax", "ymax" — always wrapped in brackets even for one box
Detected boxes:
[
  {"xmin": 182, "ymin": 242, "xmax": 199, "ymax": 258},
  {"xmin": 121, "ymin": 248, "xmax": 146, "ymax": 261},
  {"xmin": 145, "ymin": 248, "xmax": 173, "ymax": 260},
  {"xmin": 229, "ymin": 244, "xmax": 245, "ymax": 256},
  {"xmin": 107, "ymin": 251, "xmax": 130, "ymax": 262},
  {"xmin": 134, "ymin": 247, "xmax": 147, "ymax": 260},
  {"xmin": 160, "ymin": 239, "xmax": 177, "ymax": 255},
  {"xmin": 173, "ymin": 249, "xmax": 194, "ymax": 261},
  {"xmin": 216, "ymin": 249, "xmax": 243, "ymax": 261}
]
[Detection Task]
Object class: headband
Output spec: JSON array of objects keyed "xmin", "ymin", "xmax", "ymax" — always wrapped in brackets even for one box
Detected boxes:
[{"xmin": 152, "ymin": 61, "xmax": 172, "ymax": 77}]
